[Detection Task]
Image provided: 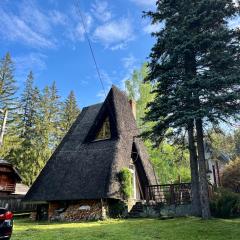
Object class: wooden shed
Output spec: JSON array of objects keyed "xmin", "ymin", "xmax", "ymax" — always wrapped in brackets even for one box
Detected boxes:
[{"xmin": 0, "ymin": 159, "xmax": 22, "ymax": 197}]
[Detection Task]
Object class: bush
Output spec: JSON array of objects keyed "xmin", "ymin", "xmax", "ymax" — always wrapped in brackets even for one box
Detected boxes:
[
  {"xmin": 210, "ymin": 188, "xmax": 240, "ymax": 218},
  {"xmin": 221, "ymin": 157, "xmax": 240, "ymax": 193},
  {"xmin": 118, "ymin": 168, "xmax": 133, "ymax": 200},
  {"xmin": 108, "ymin": 200, "xmax": 127, "ymax": 218}
]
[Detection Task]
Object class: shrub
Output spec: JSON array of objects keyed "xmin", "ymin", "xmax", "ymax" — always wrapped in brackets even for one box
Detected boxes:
[
  {"xmin": 108, "ymin": 200, "xmax": 127, "ymax": 218},
  {"xmin": 118, "ymin": 168, "xmax": 133, "ymax": 200},
  {"xmin": 221, "ymin": 157, "xmax": 240, "ymax": 193},
  {"xmin": 210, "ymin": 188, "xmax": 240, "ymax": 218}
]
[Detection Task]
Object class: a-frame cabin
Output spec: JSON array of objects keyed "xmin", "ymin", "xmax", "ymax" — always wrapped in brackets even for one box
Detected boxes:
[{"xmin": 25, "ymin": 86, "xmax": 157, "ymax": 221}]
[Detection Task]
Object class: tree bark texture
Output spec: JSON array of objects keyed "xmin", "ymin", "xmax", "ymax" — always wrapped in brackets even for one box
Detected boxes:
[
  {"xmin": 187, "ymin": 121, "xmax": 201, "ymax": 216},
  {"xmin": 195, "ymin": 118, "xmax": 211, "ymax": 219}
]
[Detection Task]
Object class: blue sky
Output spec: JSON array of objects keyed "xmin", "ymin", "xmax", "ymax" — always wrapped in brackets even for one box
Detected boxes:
[{"xmin": 0, "ymin": 0, "xmax": 159, "ymax": 108}]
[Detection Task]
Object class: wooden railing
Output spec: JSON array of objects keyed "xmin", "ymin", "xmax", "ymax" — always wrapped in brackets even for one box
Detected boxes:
[
  {"xmin": 0, "ymin": 184, "xmax": 15, "ymax": 192},
  {"xmin": 146, "ymin": 183, "xmax": 192, "ymax": 205}
]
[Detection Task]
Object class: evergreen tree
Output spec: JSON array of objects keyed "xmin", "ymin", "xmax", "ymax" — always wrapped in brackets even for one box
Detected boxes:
[
  {"xmin": 39, "ymin": 82, "xmax": 61, "ymax": 150},
  {"xmin": 144, "ymin": 0, "xmax": 240, "ymax": 218},
  {"xmin": 0, "ymin": 53, "xmax": 18, "ymax": 157},
  {"xmin": 61, "ymin": 90, "xmax": 80, "ymax": 133},
  {"xmin": 0, "ymin": 53, "xmax": 17, "ymax": 114},
  {"xmin": 21, "ymin": 71, "xmax": 37, "ymax": 139},
  {"xmin": 7, "ymin": 72, "xmax": 42, "ymax": 185}
]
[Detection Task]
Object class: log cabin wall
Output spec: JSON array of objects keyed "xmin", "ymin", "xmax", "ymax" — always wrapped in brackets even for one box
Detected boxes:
[{"xmin": 0, "ymin": 165, "xmax": 16, "ymax": 196}]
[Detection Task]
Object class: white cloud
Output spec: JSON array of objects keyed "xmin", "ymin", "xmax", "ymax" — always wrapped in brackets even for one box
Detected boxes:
[
  {"xmin": 93, "ymin": 18, "xmax": 134, "ymax": 49},
  {"xmin": 49, "ymin": 10, "xmax": 68, "ymax": 26},
  {"xmin": 122, "ymin": 54, "xmax": 137, "ymax": 70},
  {"xmin": 91, "ymin": 0, "xmax": 112, "ymax": 22},
  {"xmin": 130, "ymin": 0, "xmax": 156, "ymax": 7},
  {"xmin": 74, "ymin": 14, "xmax": 93, "ymax": 41},
  {"xmin": 20, "ymin": 0, "xmax": 52, "ymax": 36},
  {"xmin": 0, "ymin": 7, "xmax": 55, "ymax": 49},
  {"xmin": 0, "ymin": 0, "xmax": 94, "ymax": 48}
]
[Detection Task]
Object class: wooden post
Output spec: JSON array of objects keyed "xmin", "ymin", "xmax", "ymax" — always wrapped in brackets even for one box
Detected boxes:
[
  {"xmin": 0, "ymin": 109, "xmax": 8, "ymax": 147},
  {"xmin": 212, "ymin": 165, "xmax": 217, "ymax": 186},
  {"xmin": 216, "ymin": 161, "xmax": 221, "ymax": 187}
]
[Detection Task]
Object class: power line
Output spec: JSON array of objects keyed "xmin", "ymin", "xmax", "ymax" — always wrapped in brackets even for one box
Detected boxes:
[
  {"xmin": 74, "ymin": 0, "xmax": 107, "ymax": 98},
  {"xmin": 73, "ymin": 1, "xmax": 159, "ymax": 188},
  {"xmin": 74, "ymin": 1, "xmax": 137, "ymax": 152}
]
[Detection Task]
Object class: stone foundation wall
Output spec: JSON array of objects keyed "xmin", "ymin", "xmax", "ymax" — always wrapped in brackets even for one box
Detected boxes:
[
  {"xmin": 160, "ymin": 204, "xmax": 194, "ymax": 217},
  {"xmin": 129, "ymin": 203, "xmax": 194, "ymax": 218},
  {"xmin": 49, "ymin": 200, "xmax": 107, "ymax": 221}
]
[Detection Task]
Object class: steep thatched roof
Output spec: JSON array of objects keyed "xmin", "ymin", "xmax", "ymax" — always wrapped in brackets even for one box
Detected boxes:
[{"xmin": 25, "ymin": 86, "xmax": 157, "ymax": 202}]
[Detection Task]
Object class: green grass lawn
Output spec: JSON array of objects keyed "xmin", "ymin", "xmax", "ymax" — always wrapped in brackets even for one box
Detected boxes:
[{"xmin": 12, "ymin": 217, "xmax": 240, "ymax": 240}]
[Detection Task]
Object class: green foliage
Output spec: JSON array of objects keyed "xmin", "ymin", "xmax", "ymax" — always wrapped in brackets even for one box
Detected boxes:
[
  {"xmin": 144, "ymin": 1, "xmax": 240, "ymax": 144},
  {"xmin": 210, "ymin": 188, "xmax": 240, "ymax": 218},
  {"xmin": 61, "ymin": 90, "xmax": 80, "ymax": 134},
  {"xmin": 207, "ymin": 130, "xmax": 236, "ymax": 159},
  {"xmin": 221, "ymin": 157, "xmax": 240, "ymax": 193},
  {"xmin": 125, "ymin": 63, "xmax": 153, "ymax": 129},
  {"xmin": 144, "ymin": 0, "xmax": 240, "ymax": 218},
  {"xmin": 118, "ymin": 168, "xmax": 133, "ymax": 200},
  {"xmin": 125, "ymin": 63, "xmax": 190, "ymax": 184},
  {"xmin": 0, "ymin": 52, "xmax": 81, "ymax": 185},
  {"xmin": 0, "ymin": 53, "xmax": 19, "ymax": 157},
  {"xmin": 145, "ymin": 140, "xmax": 190, "ymax": 184},
  {"xmin": 108, "ymin": 200, "xmax": 127, "ymax": 218},
  {"xmin": 0, "ymin": 52, "xmax": 18, "ymax": 115}
]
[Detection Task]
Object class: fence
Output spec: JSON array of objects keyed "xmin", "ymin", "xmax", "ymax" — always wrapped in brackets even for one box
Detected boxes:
[
  {"xmin": 0, "ymin": 195, "xmax": 36, "ymax": 213},
  {"xmin": 146, "ymin": 183, "xmax": 192, "ymax": 205}
]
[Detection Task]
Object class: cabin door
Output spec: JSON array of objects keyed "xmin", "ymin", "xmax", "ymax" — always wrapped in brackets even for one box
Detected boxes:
[
  {"xmin": 129, "ymin": 166, "xmax": 137, "ymax": 199},
  {"xmin": 131, "ymin": 143, "xmax": 150, "ymax": 200}
]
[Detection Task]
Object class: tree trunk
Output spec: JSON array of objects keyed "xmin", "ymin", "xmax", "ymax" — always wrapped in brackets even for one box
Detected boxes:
[
  {"xmin": 187, "ymin": 121, "xmax": 201, "ymax": 216},
  {"xmin": 195, "ymin": 118, "xmax": 211, "ymax": 219}
]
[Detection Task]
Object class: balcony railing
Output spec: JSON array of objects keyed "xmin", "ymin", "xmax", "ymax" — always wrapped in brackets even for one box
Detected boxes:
[
  {"xmin": 0, "ymin": 184, "xmax": 15, "ymax": 192},
  {"xmin": 146, "ymin": 183, "xmax": 192, "ymax": 205}
]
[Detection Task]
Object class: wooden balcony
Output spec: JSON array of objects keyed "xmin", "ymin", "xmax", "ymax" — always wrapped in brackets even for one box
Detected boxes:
[
  {"xmin": 0, "ymin": 184, "xmax": 15, "ymax": 192},
  {"xmin": 146, "ymin": 183, "xmax": 192, "ymax": 205}
]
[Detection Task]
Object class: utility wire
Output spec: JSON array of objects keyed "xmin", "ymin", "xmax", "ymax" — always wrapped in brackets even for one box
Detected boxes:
[
  {"xmin": 74, "ymin": 0, "xmax": 161, "ymax": 189},
  {"xmin": 74, "ymin": 0, "xmax": 136, "ymax": 154},
  {"xmin": 74, "ymin": 0, "xmax": 107, "ymax": 98}
]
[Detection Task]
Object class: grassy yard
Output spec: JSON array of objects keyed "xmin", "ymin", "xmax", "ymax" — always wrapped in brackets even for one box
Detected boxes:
[{"xmin": 12, "ymin": 217, "xmax": 240, "ymax": 240}]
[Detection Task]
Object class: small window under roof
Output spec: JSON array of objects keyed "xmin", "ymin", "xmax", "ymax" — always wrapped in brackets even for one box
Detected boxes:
[{"xmin": 94, "ymin": 116, "xmax": 111, "ymax": 141}]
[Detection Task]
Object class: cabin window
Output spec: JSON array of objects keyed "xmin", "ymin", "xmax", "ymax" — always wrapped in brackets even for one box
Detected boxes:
[{"xmin": 94, "ymin": 116, "xmax": 111, "ymax": 141}]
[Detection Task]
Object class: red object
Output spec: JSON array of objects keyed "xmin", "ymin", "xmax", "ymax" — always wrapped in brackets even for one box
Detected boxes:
[{"xmin": 0, "ymin": 211, "xmax": 13, "ymax": 220}]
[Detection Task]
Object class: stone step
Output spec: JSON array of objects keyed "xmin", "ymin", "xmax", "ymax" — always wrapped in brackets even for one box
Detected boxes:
[{"xmin": 128, "ymin": 202, "xmax": 146, "ymax": 218}]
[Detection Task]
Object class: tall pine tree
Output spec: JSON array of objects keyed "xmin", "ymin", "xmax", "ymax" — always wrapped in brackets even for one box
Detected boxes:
[
  {"xmin": 7, "ymin": 72, "xmax": 42, "ymax": 185},
  {"xmin": 0, "ymin": 53, "xmax": 17, "ymax": 114},
  {"xmin": 61, "ymin": 90, "xmax": 80, "ymax": 134},
  {"xmin": 144, "ymin": 0, "xmax": 240, "ymax": 218},
  {"xmin": 0, "ymin": 53, "xmax": 18, "ymax": 157}
]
